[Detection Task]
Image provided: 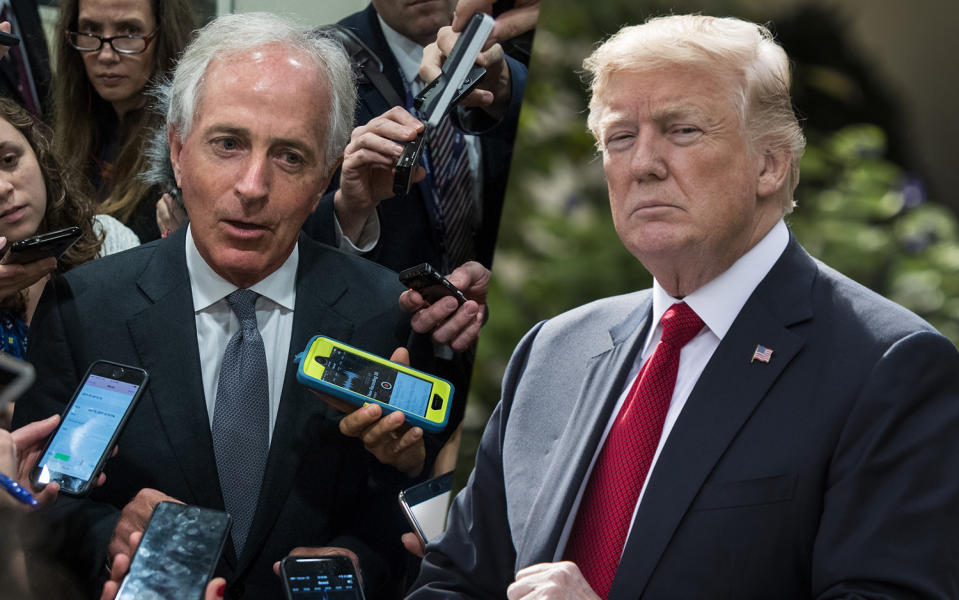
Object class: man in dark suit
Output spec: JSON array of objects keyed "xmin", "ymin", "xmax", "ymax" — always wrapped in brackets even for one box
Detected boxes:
[
  {"xmin": 302, "ymin": 0, "xmax": 525, "ymax": 274},
  {"xmin": 408, "ymin": 15, "xmax": 959, "ymax": 599},
  {"xmin": 0, "ymin": 0, "xmax": 49, "ymax": 121},
  {"xmin": 13, "ymin": 13, "xmax": 435, "ymax": 600}
]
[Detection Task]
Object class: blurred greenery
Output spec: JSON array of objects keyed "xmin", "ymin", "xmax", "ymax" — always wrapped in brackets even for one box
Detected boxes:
[{"xmin": 452, "ymin": 1, "xmax": 959, "ymax": 489}]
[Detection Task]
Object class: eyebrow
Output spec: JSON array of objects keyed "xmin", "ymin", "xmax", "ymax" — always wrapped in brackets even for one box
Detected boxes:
[{"xmin": 77, "ymin": 17, "xmax": 148, "ymax": 30}]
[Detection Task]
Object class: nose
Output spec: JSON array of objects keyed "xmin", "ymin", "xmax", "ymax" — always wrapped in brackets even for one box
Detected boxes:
[
  {"xmin": 234, "ymin": 154, "xmax": 270, "ymax": 203},
  {"xmin": 0, "ymin": 174, "xmax": 14, "ymax": 200},
  {"xmin": 96, "ymin": 42, "xmax": 121, "ymax": 64},
  {"xmin": 628, "ymin": 130, "xmax": 668, "ymax": 181}
]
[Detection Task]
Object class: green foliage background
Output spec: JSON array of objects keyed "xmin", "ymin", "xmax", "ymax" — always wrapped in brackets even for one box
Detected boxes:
[{"xmin": 454, "ymin": 0, "xmax": 959, "ymax": 485}]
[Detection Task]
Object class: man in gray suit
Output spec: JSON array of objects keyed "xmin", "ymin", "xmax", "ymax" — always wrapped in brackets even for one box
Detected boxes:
[
  {"xmin": 408, "ymin": 15, "xmax": 959, "ymax": 599},
  {"xmin": 14, "ymin": 13, "xmax": 453, "ymax": 599}
]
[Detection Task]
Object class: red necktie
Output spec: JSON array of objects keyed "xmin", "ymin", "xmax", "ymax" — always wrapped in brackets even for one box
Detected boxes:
[{"xmin": 565, "ymin": 302, "xmax": 704, "ymax": 598}]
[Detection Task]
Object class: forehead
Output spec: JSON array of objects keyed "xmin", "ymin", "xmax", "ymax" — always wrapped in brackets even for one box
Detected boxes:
[
  {"xmin": 593, "ymin": 65, "xmax": 743, "ymax": 128},
  {"xmin": 192, "ymin": 46, "xmax": 331, "ymax": 151},
  {"xmin": 78, "ymin": 0, "xmax": 154, "ymax": 24},
  {"xmin": 0, "ymin": 117, "xmax": 28, "ymax": 144}
]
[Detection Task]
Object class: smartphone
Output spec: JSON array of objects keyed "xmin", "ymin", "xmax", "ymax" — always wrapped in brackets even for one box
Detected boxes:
[
  {"xmin": 31, "ymin": 360, "xmax": 148, "ymax": 496},
  {"xmin": 0, "ymin": 31, "xmax": 20, "ymax": 47},
  {"xmin": 398, "ymin": 263, "xmax": 467, "ymax": 306},
  {"xmin": 398, "ymin": 471, "xmax": 454, "ymax": 546},
  {"xmin": 280, "ymin": 555, "xmax": 365, "ymax": 600},
  {"xmin": 116, "ymin": 502, "xmax": 231, "ymax": 600},
  {"xmin": 295, "ymin": 335, "xmax": 452, "ymax": 433},
  {"xmin": 0, "ymin": 352, "xmax": 34, "ymax": 412},
  {"xmin": 1, "ymin": 226, "xmax": 82, "ymax": 265}
]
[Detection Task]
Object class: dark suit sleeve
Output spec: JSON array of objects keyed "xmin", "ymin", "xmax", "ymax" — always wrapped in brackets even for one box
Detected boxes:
[
  {"xmin": 812, "ymin": 330, "xmax": 959, "ymax": 599},
  {"xmin": 12, "ymin": 276, "xmax": 121, "ymax": 585},
  {"xmin": 407, "ymin": 322, "xmax": 545, "ymax": 598}
]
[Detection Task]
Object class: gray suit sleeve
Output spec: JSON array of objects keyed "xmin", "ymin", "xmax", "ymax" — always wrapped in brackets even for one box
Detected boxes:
[{"xmin": 407, "ymin": 321, "xmax": 546, "ymax": 598}]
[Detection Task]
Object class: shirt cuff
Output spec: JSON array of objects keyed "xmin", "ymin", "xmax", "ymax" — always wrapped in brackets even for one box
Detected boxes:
[{"xmin": 333, "ymin": 210, "xmax": 381, "ymax": 254}]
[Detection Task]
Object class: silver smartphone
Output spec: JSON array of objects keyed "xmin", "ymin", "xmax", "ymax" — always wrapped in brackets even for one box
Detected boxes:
[{"xmin": 398, "ymin": 471, "xmax": 454, "ymax": 546}]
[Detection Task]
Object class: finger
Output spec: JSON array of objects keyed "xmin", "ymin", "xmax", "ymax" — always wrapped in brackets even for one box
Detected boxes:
[
  {"xmin": 392, "ymin": 426, "xmax": 423, "ymax": 455},
  {"xmin": 389, "ymin": 347, "xmax": 411, "ymax": 366},
  {"xmin": 410, "ymin": 296, "xmax": 461, "ymax": 334},
  {"xmin": 452, "ymin": 0, "xmax": 495, "ymax": 31},
  {"xmin": 109, "ymin": 553, "xmax": 131, "ymax": 585},
  {"xmin": 419, "ymin": 41, "xmax": 444, "ymax": 83},
  {"xmin": 338, "ymin": 403, "xmax": 383, "ymax": 438},
  {"xmin": 491, "ymin": 5, "xmax": 540, "ymax": 43},
  {"xmin": 10, "ymin": 414, "xmax": 60, "ymax": 450},
  {"xmin": 32, "ymin": 482, "xmax": 59, "ymax": 507},
  {"xmin": 449, "ymin": 310, "xmax": 484, "ymax": 351},
  {"xmin": 359, "ymin": 409, "xmax": 407, "ymax": 448},
  {"xmin": 205, "ymin": 578, "xmax": 227, "ymax": 600},
  {"xmin": 398, "ymin": 289, "xmax": 428, "ymax": 314},
  {"xmin": 99, "ymin": 580, "xmax": 119, "ymax": 600},
  {"xmin": 344, "ymin": 135, "xmax": 407, "ymax": 165},
  {"xmin": 430, "ymin": 301, "xmax": 480, "ymax": 345},
  {"xmin": 401, "ymin": 532, "xmax": 426, "ymax": 558}
]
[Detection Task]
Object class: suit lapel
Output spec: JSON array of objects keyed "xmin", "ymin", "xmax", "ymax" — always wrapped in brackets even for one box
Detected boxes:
[
  {"xmin": 515, "ymin": 297, "xmax": 654, "ymax": 567},
  {"xmin": 608, "ymin": 239, "xmax": 816, "ymax": 599},
  {"xmin": 237, "ymin": 238, "xmax": 357, "ymax": 570},
  {"xmin": 126, "ymin": 230, "xmax": 224, "ymax": 511}
]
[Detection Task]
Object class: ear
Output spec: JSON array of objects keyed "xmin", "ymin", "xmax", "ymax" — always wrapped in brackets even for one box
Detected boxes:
[
  {"xmin": 168, "ymin": 126, "xmax": 184, "ymax": 188},
  {"xmin": 756, "ymin": 148, "xmax": 791, "ymax": 199}
]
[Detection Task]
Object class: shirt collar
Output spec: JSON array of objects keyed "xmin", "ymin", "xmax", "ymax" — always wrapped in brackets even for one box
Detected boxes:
[
  {"xmin": 185, "ymin": 224, "xmax": 298, "ymax": 312},
  {"xmin": 377, "ymin": 14, "xmax": 424, "ymax": 87},
  {"xmin": 645, "ymin": 219, "xmax": 789, "ymax": 352}
]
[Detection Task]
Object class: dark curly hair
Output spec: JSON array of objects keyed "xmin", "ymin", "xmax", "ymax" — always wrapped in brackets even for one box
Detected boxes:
[{"xmin": 0, "ymin": 98, "xmax": 102, "ymax": 272}]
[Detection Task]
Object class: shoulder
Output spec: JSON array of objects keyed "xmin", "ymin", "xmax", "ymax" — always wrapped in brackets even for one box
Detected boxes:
[
  {"xmin": 535, "ymin": 290, "xmax": 651, "ymax": 344},
  {"xmin": 297, "ymin": 235, "xmax": 405, "ymax": 297},
  {"xmin": 93, "ymin": 214, "xmax": 142, "ymax": 257}
]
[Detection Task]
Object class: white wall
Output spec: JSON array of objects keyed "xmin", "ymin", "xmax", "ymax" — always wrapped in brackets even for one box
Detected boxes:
[{"xmin": 226, "ymin": 0, "xmax": 369, "ymax": 26}]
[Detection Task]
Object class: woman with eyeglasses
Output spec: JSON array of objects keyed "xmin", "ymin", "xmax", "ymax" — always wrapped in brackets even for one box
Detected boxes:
[{"xmin": 50, "ymin": 0, "xmax": 193, "ymax": 243}]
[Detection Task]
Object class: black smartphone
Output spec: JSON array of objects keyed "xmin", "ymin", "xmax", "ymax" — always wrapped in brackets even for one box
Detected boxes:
[
  {"xmin": 31, "ymin": 360, "xmax": 148, "ymax": 496},
  {"xmin": 392, "ymin": 130, "xmax": 425, "ymax": 197},
  {"xmin": 398, "ymin": 471, "xmax": 454, "ymax": 546},
  {"xmin": 398, "ymin": 263, "xmax": 467, "ymax": 306},
  {"xmin": 1, "ymin": 226, "xmax": 82, "ymax": 265},
  {"xmin": 115, "ymin": 502, "xmax": 231, "ymax": 600},
  {"xmin": 280, "ymin": 555, "xmax": 365, "ymax": 600},
  {"xmin": 0, "ymin": 31, "xmax": 20, "ymax": 47}
]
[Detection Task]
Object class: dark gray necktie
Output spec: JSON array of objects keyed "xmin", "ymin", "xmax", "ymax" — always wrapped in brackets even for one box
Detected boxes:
[{"xmin": 212, "ymin": 289, "xmax": 269, "ymax": 556}]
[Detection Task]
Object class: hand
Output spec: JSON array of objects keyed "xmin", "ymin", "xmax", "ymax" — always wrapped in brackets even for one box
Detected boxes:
[
  {"xmin": 272, "ymin": 546, "xmax": 363, "ymax": 590},
  {"xmin": 108, "ymin": 489, "xmax": 182, "ymax": 566},
  {"xmin": 420, "ymin": 27, "xmax": 511, "ymax": 118},
  {"xmin": 314, "ymin": 347, "xmax": 426, "ymax": 477},
  {"xmin": 0, "ymin": 22, "xmax": 12, "ymax": 61},
  {"xmin": 451, "ymin": 0, "xmax": 540, "ymax": 43},
  {"xmin": 400, "ymin": 261, "xmax": 489, "ymax": 351},
  {"xmin": 401, "ymin": 532, "xmax": 426, "ymax": 558},
  {"xmin": 100, "ymin": 530, "xmax": 226, "ymax": 600},
  {"xmin": 507, "ymin": 562, "xmax": 601, "ymax": 600},
  {"xmin": 9, "ymin": 414, "xmax": 63, "ymax": 507},
  {"xmin": 0, "ymin": 237, "xmax": 57, "ymax": 300},
  {"xmin": 155, "ymin": 193, "xmax": 187, "ymax": 236},
  {"xmin": 335, "ymin": 107, "xmax": 425, "ymax": 242}
]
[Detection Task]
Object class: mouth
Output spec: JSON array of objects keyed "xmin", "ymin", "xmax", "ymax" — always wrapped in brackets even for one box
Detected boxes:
[
  {"xmin": 222, "ymin": 219, "xmax": 270, "ymax": 239},
  {"xmin": 0, "ymin": 205, "xmax": 26, "ymax": 222},
  {"xmin": 96, "ymin": 73, "xmax": 126, "ymax": 84}
]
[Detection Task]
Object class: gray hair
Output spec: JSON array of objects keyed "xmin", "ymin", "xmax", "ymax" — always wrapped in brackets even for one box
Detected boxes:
[
  {"xmin": 165, "ymin": 12, "xmax": 356, "ymax": 172},
  {"xmin": 583, "ymin": 15, "xmax": 806, "ymax": 213}
]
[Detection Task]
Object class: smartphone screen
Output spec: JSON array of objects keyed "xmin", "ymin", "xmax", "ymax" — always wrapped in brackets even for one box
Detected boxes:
[
  {"xmin": 116, "ymin": 502, "xmax": 231, "ymax": 600},
  {"xmin": 400, "ymin": 471, "xmax": 453, "ymax": 544},
  {"xmin": 317, "ymin": 348, "xmax": 434, "ymax": 417},
  {"xmin": 32, "ymin": 361, "xmax": 147, "ymax": 495},
  {"xmin": 281, "ymin": 556, "xmax": 364, "ymax": 600}
]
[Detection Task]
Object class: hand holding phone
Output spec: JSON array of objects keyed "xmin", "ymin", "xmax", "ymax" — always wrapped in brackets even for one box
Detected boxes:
[
  {"xmin": 0, "ymin": 226, "xmax": 82, "ymax": 265},
  {"xmin": 31, "ymin": 360, "xmax": 148, "ymax": 496},
  {"xmin": 114, "ymin": 502, "xmax": 231, "ymax": 600},
  {"xmin": 399, "ymin": 261, "xmax": 490, "ymax": 351},
  {"xmin": 399, "ymin": 471, "xmax": 454, "ymax": 547}
]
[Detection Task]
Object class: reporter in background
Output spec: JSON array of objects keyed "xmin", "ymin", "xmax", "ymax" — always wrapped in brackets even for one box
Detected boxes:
[{"xmin": 50, "ymin": 0, "xmax": 193, "ymax": 243}]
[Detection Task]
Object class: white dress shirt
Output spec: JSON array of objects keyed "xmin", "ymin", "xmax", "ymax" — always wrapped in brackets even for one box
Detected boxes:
[
  {"xmin": 185, "ymin": 226, "xmax": 296, "ymax": 441},
  {"xmin": 554, "ymin": 220, "xmax": 790, "ymax": 559}
]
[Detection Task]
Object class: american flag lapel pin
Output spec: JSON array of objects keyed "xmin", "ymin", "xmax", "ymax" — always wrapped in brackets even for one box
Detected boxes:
[{"xmin": 751, "ymin": 344, "xmax": 773, "ymax": 363}]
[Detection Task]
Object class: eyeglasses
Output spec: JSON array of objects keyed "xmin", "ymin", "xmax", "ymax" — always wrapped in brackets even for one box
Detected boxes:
[{"xmin": 66, "ymin": 30, "xmax": 158, "ymax": 55}]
